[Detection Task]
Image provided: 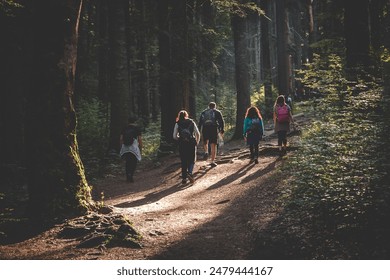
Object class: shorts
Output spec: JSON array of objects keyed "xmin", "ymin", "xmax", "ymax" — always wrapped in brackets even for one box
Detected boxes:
[{"xmin": 202, "ymin": 125, "xmax": 218, "ymax": 144}]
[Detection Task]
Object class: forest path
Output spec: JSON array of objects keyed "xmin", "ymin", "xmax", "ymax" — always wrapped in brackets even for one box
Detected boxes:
[
  {"xmin": 0, "ymin": 114, "xmax": 306, "ymax": 260},
  {"xmin": 94, "ymin": 115, "xmax": 305, "ymax": 259}
]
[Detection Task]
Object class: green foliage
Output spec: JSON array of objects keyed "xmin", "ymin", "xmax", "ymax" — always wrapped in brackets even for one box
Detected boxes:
[
  {"xmin": 251, "ymin": 84, "xmax": 278, "ymax": 116},
  {"xmin": 296, "ymin": 53, "xmax": 347, "ymax": 96},
  {"xmin": 76, "ymin": 97, "xmax": 109, "ymax": 169},
  {"xmin": 141, "ymin": 120, "xmax": 161, "ymax": 160},
  {"xmin": 0, "ymin": 0, "xmax": 23, "ymax": 16},
  {"xmin": 281, "ymin": 82, "xmax": 390, "ymax": 258},
  {"xmin": 211, "ymin": 0, "xmax": 263, "ymax": 17}
]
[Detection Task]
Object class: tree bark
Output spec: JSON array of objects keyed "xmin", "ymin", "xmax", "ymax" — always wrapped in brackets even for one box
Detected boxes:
[
  {"xmin": 158, "ymin": 0, "xmax": 191, "ymax": 151},
  {"xmin": 97, "ymin": 0, "xmax": 110, "ymax": 103},
  {"xmin": 260, "ymin": 0, "xmax": 274, "ymax": 117},
  {"xmin": 107, "ymin": 0, "xmax": 131, "ymax": 152},
  {"xmin": 276, "ymin": 0, "xmax": 290, "ymax": 95},
  {"xmin": 344, "ymin": 0, "xmax": 371, "ymax": 70},
  {"xmin": 135, "ymin": 0, "xmax": 151, "ymax": 124},
  {"xmin": 231, "ymin": 14, "xmax": 251, "ymax": 139},
  {"xmin": 26, "ymin": 0, "xmax": 93, "ymax": 220}
]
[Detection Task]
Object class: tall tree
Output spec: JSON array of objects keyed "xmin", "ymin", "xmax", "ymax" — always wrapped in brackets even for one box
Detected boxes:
[
  {"xmin": 26, "ymin": 0, "xmax": 93, "ymax": 219},
  {"xmin": 0, "ymin": 1, "xmax": 27, "ymax": 166},
  {"xmin": 260, "ymin": 0, "xmax": 273, "ymax": 117},
  {"xmin": 275, "ymin": 0, "xmax": 290, "ymax": 95},
  {"xmin": 135, "ymin": 0, "xmax": 151, "ymax": 124},
  {"xmin": 344, "ymin": 0, "xmax": 371, "ymax": 70},
  {"xmin": 231, "ymin": 11, "xmax": 251, "ymax": 139},
  {"xmin": 107, "ymin": 0, "xmax": 131, "ymax": 152},
  {"xmin": 97, "ymin": 0, "xmax": 110, "ymax": 103},
  {"xmin": 158, "ymin": 0, "xmax": 192, "ymax": 151}
]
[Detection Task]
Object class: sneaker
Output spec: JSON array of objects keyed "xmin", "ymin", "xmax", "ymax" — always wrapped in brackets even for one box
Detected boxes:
[
  {"xmin": 210, "ymin": 161, "xmax": 218, "ymax": 167},
  {"xmin": 187, "ymin": 173, "xmax": 195, "ymax": 183},
  {"xmin": 254, "ymin": 158, "xmax": 259, "ymax": 164},
  {"xmin": 182, "ymin": 178, "xmax": 187, "ymax": 184},
  {"xmin": 203, "ymin": 153, "xmax": 209, "ymax": 160}
]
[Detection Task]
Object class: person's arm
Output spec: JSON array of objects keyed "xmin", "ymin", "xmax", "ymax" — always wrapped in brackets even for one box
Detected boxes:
[
  {"xmin": 137, "ymin": 135, "xmax": 143, "ymax": 153},
  {"xmin": 173, "ymin": 123, "xmax": 179, "ymax": 140},
  {"xmin": 217, "ymin": 110, "xmax": 225, "ymax": 134},
  {"xmin": 260, "ymin": 118, "xmax": 265, "ymax": 135},
  {"xmin": 119, "ymin": 129, "xmax": 124, "ymax": 146},
  {"xmin": 288, "ymin": 106, "xmax": 295, "ymax": 125},
  {"xmin": 273, "ymin": 106, "xmax": 277, "ymax": 123},
  {"xmin": 243, "ymin": 118, "xmax": 248, "ymax": 138},
  {"xmin": 198, "ymin": 112, "xmax": 203, "ymax": 132},
  {"xmin": 193, "ymin": 121, "xmax": 201, "ymax": 144}
]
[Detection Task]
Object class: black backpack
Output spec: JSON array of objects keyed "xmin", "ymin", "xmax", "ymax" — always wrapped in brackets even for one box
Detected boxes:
[
  {"xmin": 250, "ymin": 118, "xmax": 261, "ymax": 134},
  {"xmin": 178, "ymin": 120, "xmax": 194, "ymax": 143},
  {"xmin": 203, "ymin": 109, "xmax": 216, "ymax": 126},
  {"xmin": 123, "ymin": 126, "xmax": 136, "ymax": 146}
]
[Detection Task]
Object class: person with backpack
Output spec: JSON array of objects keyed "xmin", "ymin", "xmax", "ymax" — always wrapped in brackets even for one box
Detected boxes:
[
  {"xmin": 119, "ymin": 116, "xmax": 142, "ymax": 182},
  {"xmin": 198, "ymin": 102, "xmax": 225, "ymax": 167},
  {"xmin": 243, "ymin": 106, "xmax": 264, "ymax": 164},
  {"xmin": 274, "ymin": 95, "xmax": 295, "ymax": 156},
  {"xmin": 173, "ymin": 110, "xmax": 200, "ymax": 184},
  {"xmin": 284, "ymin": 93, "xmax": 293, "ymax": 114}
]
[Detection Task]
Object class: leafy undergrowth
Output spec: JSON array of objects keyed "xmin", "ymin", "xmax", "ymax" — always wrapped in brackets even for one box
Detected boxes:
[{"xmin": 253, "ymin": 86, "xmax": 390, "ymax": 259}]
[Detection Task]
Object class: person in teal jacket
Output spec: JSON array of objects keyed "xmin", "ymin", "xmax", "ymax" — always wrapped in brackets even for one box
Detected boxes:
[{"xmin": 243, "ymin": 106, "xmax": 264, "ymax": 164}]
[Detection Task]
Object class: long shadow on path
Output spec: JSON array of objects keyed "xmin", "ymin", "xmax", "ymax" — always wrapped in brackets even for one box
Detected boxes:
[{"xmin": 149, "ymin": 158, "xmax": 282, "ymax": 260}]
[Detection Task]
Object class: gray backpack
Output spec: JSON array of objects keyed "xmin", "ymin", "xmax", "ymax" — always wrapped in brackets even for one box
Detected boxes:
[{"xmin": 203, "ymin": 109, "xmax": 216, "ymax": 126}]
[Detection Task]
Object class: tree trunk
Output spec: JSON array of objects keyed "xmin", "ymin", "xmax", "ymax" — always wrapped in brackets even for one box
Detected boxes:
[
  {"xmin": 260, "ymin": 0, "xmax": 274, "ymax": 117},
  {"xmin": 135, "ymin": 0, "xmax": 151, "ymax": 124},
  {"xmin": 344, "ymin": 0, "xmax": 371, "ymax": 70},
  {"xmin": 0, "ymin": 4, "xmax": 28, "ymax": 166},
  {"xmin": 158, "ymin": 0, "xmax": 191, "ymax": 152},
  {"xmin": 26, "ymin": 0, "xmax": 93, "ymax": 220},
  {"xmin": 276, "ymin": 0, "xmax": 290, "ymax": 96},
  {"xmin": 97, "ymin": 0, "xmax": 110, "ymax": 103},
  {"xmin": 231, "ymin": 14, "xmax": 251, "ymax": 139},
  {"xmin": 369, "ymin": 0, "xmax": 387, "ymax": 62},
  {"xmin": 107, "ymin": 0, "xmax": 131, "ymax": 152}
]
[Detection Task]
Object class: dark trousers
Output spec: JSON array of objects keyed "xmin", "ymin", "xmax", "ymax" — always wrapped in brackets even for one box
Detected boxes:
[
  {"xmin": 249, "ymin": 144, "xmax": 259, "ymax": 159},
  {"xmin": 179, "ymin": 142, "xmax": 196, "ymax": 179},
  {"xmin": 247, "ymin": 132, "xmax": 261, "ymax": 159},
  {"xmin": 277, "ymin": 130, "xmax": 288, "ymax": 146},
  {"xmin": 123, "ymin": 152, "xmax": 137, "ymax": 180}
]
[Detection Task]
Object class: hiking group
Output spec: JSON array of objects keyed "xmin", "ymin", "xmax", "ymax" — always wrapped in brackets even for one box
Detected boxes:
[{"xmin": 119, "ymin": 95, "xmax": 294, "ymax": 184}]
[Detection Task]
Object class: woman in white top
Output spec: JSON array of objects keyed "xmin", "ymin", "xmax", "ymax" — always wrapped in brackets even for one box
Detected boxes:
[{"xmin": 173, "ymin": 110, "xmax": 200, "ymax": 184}]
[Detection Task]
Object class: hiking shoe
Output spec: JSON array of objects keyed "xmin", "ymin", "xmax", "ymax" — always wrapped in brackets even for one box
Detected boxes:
[
  {"xmin": 187, "ymin": 173, "xmax": 195, "ymax": 183},
  {"xmin": 203, "ymin": 153, "xmax": 209, "ymax": 160},
  {"xmin": 182, "ymin": 178, "xmax": 187, "ymax": 184},
  {"xmin": 210, "ymin": 161, "xmax": 218, "ymax": 167},
  {"xmin": 254, "ymin": 158, "xmax": 259, "ymax": 164}
]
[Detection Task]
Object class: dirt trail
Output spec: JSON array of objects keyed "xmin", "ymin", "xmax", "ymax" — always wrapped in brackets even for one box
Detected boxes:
[
  {"xmin": 100, "ymin": 145, "xmax": 282, "ymax": 259},
  {"xmin": 0, "ymin": 115, "xmax": 306, "ymax": 260}
]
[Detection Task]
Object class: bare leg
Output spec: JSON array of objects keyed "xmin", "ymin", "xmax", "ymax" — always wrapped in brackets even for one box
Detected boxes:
[
  {"xmin": 203, "ymin": 140, "xmax": 209, "ymax": 159},
  {"xmin": 210, "ymin": 143, "xmax": 217, "ymax": 162}
]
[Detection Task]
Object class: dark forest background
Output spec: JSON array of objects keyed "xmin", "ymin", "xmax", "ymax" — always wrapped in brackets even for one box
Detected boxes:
[{"xmin": 1, "ymin": 0, "xmax": 390, "ymax": 258}]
